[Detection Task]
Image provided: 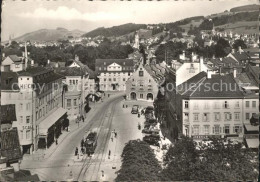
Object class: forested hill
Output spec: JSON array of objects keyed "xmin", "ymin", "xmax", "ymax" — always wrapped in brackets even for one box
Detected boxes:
[
  {"xmin": 82, "ymin": 23, "xmax": 147, "ymax": 38},
  {"xmin": 230, "ymin": 4, "xmax": 260, "ymax": 12}
]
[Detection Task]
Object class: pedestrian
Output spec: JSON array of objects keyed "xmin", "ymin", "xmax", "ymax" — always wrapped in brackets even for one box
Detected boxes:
[
  {"xmin": 75, "ymin": 147, "xmax": 78, "ymax": 156},
  {"xmin": 108, "ymin": 150, "xmax": 111, "ymax": 159},
  {"xmin": 56, "ymin": 139, "xmax": 58, "ymax": 145},
  {"xmin": 81, "ymin": 139, "xmax": 84, "ymax": 148},
  {"xmin": 111, "ymin": 137, "xmax": 113, "ymax": 142},
  {"xmin": 81, "ymin": 147, "xmax": 85, "ymax": 154},
  {"xmin": 101, "ymin": 170, "xmax": 104, "ymax": 177},
  {"xmin": 114, "ymin": 132, "xmax": 117, "ymax": 138},
  {"xmin": 82, "ymin": 116, "xmax": 85, "ymax": 122}
]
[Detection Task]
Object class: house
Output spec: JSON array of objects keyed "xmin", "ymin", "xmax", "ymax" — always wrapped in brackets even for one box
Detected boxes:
[
  {"xmin": 1, "ymin": 55, "xmax": 24, "ymax": 72},
  {"xmin": 68, "ymin": 56, "xmax": 97, "ymax": 94},
  {"xmin": 0, "ymin": 104, "xmax": 17, "ymax": 132},
  {"xmin": 54, "ymin": 67, "xmax": 91, "ymax": 119},
  {"xmin": 174, "ymin": 71, "xmax": 259, "ymax": 141},
  {"xmin": 1, "ymin": 67, "xmax": 67, "ymax": 153},
  {"xmin": 227, "ymin": 47, "xmax": 251, "ymax": 67},
  {"xmin": 46, "ymin": 60, "xmax": 66, "ymax": 68},
  {"xmin": 125, "ymin": 62, "xmax": 162, "ymax": 102},
  {"xmin": 176, "ymin": 57, "xmax": 210, "ymax": 86},
  {"xmin": 96, "ymin": 58, "xmax": 134, "ymax": 91}
]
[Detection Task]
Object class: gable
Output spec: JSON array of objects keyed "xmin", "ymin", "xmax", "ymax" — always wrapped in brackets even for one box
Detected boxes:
[
  {"xmin": 69, "ymin": 61, "xmax": 81, "ymax": 67},
  {"xmin": 2, "ymin": 57, "xmax": 14, "ymax": 66}
]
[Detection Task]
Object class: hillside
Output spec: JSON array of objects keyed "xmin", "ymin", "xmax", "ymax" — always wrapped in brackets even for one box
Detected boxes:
[
  {"xmin": 82, "ymin": 23, "xmax": 147, "ymax": 38},
  {"xmin": 230, "ymin": 4, "xmax": 260, "ymax": 12},
  {"xmin": 13, "ymin": 28, "xmax": 85, "ymax": 42}
]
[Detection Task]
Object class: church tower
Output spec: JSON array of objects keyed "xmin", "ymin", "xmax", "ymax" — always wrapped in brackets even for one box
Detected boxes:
[{"xmin": 133, "ymin": 32, "xmax": 140, "ymax": 49}]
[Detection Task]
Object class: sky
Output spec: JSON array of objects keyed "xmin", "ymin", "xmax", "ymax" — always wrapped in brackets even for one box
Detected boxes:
[{"xmin": 1, "ymin": 0, "xmax": 259, "ymax": 41}]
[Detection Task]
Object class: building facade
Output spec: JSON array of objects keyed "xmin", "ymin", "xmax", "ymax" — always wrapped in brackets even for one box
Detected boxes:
[
  {"xmin": 1, "ymin": 67, "xmax": 67, "ymax": 153},
  {"xmin": 125, "ymin": 63, "xmax": 159, "ymax": 101},
  {"xmin": 96, "ymin": 59, "xmax": 134, "ymax": 91}
]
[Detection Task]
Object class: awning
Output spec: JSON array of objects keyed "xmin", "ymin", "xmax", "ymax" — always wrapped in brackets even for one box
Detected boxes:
[
  {"xmin": 245, "ymin": 138, "xmax": 259, "ymax": 148},
  {"xmin": 244, "ymin": 123, "xmax": 259, "ymax": 132},
  {"xmin": 39, "ymin": 108, "xmax": 67, "ymax": 136}
]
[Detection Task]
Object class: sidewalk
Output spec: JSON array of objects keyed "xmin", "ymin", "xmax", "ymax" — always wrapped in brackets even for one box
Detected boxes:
[{"xmin": 22, "ymin": 95, "xmax": 118, "ymax": 161}]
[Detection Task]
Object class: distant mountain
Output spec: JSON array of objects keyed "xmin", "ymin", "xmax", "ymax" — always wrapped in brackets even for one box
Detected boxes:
[
  {"xmin": 230, "ymin": 4, "xmax": 260, "ymax": 12},
  {"xmin": 13, "ymin": 27, "xmax": 85, "ymax": 42},
  {"xmin": 82, "ymin": 23, "xmax": 147, "ymax": 38}
]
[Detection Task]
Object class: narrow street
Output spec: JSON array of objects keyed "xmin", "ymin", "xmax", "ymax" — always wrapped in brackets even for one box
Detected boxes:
[{"xmin": 20, "ymin": 93, "xmax": 144, "ymax": 181}]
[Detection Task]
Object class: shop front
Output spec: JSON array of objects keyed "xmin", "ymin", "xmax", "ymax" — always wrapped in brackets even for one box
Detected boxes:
[{"xmin": 37, "ymin": 108, "xmax": 67, "ymax": 149}]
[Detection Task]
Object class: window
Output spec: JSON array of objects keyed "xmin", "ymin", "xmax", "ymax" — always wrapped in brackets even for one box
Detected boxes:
[
  {"xmin": 113, "ymin": 78, "xmax": 116, "ymax": 81},
  {"xmin": 73, "ymin": 80, "xmax": 75, "ymax": 85},
  {"xmin": 140, "ymin": 94, "xmax": 143, "ymax": 99},
  {"xmin": 123, "ymin": 78, "xmax": 126, "ymax": 81},
  {"xmin": 74, "ymin": 99, "xmax": 77, "ymax": 106},
  {"xmin": 104, "ymin": 78, "xmax": 106, "ymax": 82},
  {"xmin": 26, "ymin": 116, "xmax": 30, "ymax": 124},
  {"xmin": 204, "ymin": 125, "xmax": 210, "ymax": 135},
  {"xmin": 224, "ymin": 113, "xmax": 232, "ymax": 121},
  {"xmin": 203, "ymin": 113, "xmax": 209, "ymax": 122},
  {"xmin": 109, "ymin": 78, "xmax": 111, "ymax": 81},
  {"xmin": 214, "ymin": 113, "xmax": 220, "ymax": 121},
  {"xmin": 99, "ymin": 67, "xmax": 102, "ymax": 71},
  {"xmin": 132, "ymin": 79, "xmax": 135, "ymax": 82},
  {"xmin": 76, "ymin": 80, "xmax": 78, "ymax": 84},
  {"xmin": 224, "ymin": 101, "xmax": 229, "ymax": 108},
  {"xmin": 194, "ymin": 103, "xmax": 199, "ymax": 110},
  {"xmin": 184, "ymin": 113, "xmax": 189, "ymax": 121},
  {"xmin": 224, "ymin": 125, "xmax": 230, "ymax": 134},
  {"xmin": 192, "ymin": 125, "xmax": 199, "ymax": 135},
  {"xmin": 213, "ymin": 125, "xmax": 220, "ymax": 134},
  {"xmin": 69, "ymin": 80, "xmax": 72, "ymax": 85},
  {"xmin": 15, "ymin": 64, "xmax": 20, "ymax": 68},
  {"xmin": 139, "ymin": 71, "xmax": 144, "ymax": 77},
  {"xmin": 26, "ymin": 130, "xmax": 30, "ymax": 139},
  {"xmin": 204, "ymin": 102, "xmax": 209, "ymax": 109},
  {"xmin": 233, "ymin": 126, "xmax": 241, "ymax": 133},
  {"xmin": 245, "ymin": 101, "xmax": 250, "ymax": 108},
  {"xmin": 234, "ymin": 113, "xmax": 240, "ymax": 120},
  {"xmin": 184, "ymin": 101, "xmax": 189, "ymax": 109},
  {"xmin": 20, "ymin": 116, "xmax": 23, "ymax": 123},
  {"xmin": 245, "ymin": 113, "xmax": 250, "ymax": 120},
  {"xmin": 193, "ymin": 114, "xmax": 199, "ymax": 121},
  {"xmin": 149, "ymin": 79, "xmax": 151, "ymax": 83},
  {"xmin": 26, "ymin": 103, "xmax": 30, "ymax": 110},
  {"xmin": 67, "ymin": 99, "xmax": 71, "ymax": 107},
  {"xmin": 252, "ymin": 101, "xmax": 256, "ymax": 108},
  {"xmin": 235, "ymin": 101, "xmax": 239, "ymax": 108}
]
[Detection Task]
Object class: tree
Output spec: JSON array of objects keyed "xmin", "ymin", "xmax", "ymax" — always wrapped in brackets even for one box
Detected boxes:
[
  {"xmin": 233, "ymin": 39, "xmax": 247, "ymax": 50},
  {"xmin": 161, "ymin": 137, "xmax": 258, "ymax": 181},
  {"xmin": 116, "ymin": 140, "xmax": 162, "ymax": 181},
  {"xmin": 214, "ymin": 38, "xmax": 230, "ymax": 57},
  {"xmin": 199, "ymin": 19, "xmax": 213, "ymax": 30}
]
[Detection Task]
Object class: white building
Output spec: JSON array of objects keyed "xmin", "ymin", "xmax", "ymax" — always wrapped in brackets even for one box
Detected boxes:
[
  {"xmin": 95, "ymin": 59, "xmax": 134, "ymax": 91},
  {"xmin": 176, "ymin": 71, "xmax": 259, "ymax": 141},
  {"xmin": 176, "ymin": 57, "xmax": 210, "ymax": 86},
  {"xmin": 1, "ymin": 67, "xmax": 66, "ymax": 153}
]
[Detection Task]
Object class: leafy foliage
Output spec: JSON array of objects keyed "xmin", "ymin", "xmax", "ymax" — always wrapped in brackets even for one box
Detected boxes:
[
  {"xmin": 161, "ymin": 137, "xmax": 258, "ymax": 181},
  {"xmin": 115, "ymin": 140, "xmax": 162, "ymax": 181},
  {"xmin": 232, "ymin": 39, "xmax": 247, "ymax": 50}
]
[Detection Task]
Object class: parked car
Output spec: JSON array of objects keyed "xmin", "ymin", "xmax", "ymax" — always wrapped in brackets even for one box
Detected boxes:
[{"xmin": 131, "ymin": 105, "xmax": 139, "ymax": 114}]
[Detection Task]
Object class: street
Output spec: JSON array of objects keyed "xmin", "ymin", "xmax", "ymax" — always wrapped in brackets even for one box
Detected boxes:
[{"xmin": 20, "ymin": 93, "xmax": 144, "ymax": 181}]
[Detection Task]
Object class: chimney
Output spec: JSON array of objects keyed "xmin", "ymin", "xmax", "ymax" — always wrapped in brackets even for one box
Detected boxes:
[
  {"xmin": 47, "ymin": 59, "xmax": 50, "ymax": 64},
  {"xmin": 238, "ymin": 46, "xmax": 242, "ymax": 54},
  {"xmin": 2, "ymin": 52, "xmax": 5, "ymax": 58},
  {"xmin": 212, "ymin": 54, "xmax": 215, "ymax": 59},
  {"xmin": 75, "ymin": 55, "xmax": 79, "ymax": 61},
  {"xmin": 207, "ymin": 70, "xmax": 212, "ymax": 79},
  {"xmin": 199, "ymin": 57, "xmax": 203, "ymax": 72},
  {"xmin": 219, "ymin": 66, "xmax": 222, "ymax": 74},
  {"xmin": 233, "ymin": 68, "xmax": 237, "ymax": 78},
  {"xmin": 232, "ymin": 49, "xmax": 235, "ymax": 53},
  {"xmin": 31, "ymin": 60, "xmax": 34, "ymax": 66}
]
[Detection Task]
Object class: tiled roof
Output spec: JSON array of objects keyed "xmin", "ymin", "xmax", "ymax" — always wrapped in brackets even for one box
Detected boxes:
[
  {"xmin": 95, "ymin": 59, "xmax": 134, "ymax": 67},
  {"xmin": 8, "ymin": 55, "xmax": 21, "ymax": 62},
  {"xmin": 0, "ymin": 104, "xmax": 17, "ymax": 124},
  {"xmin": 54, "ymin": 67, "xmax": 86, "ymax": 76},
  {"xmin": 222, "ymin": 57, "xmax": 238, "ymax": 65},
  {"xmin": 0, "ymin": 127, "xmax": 22, "ymax": 162},
  {"xmin": 69, "ymin": 60, "xmax": 97, "ymax": 79},
  {"xmin": 235, "ymin": 72, "xmax": 258, "ymax": 88},
  {"xmin": 18, "ymin": 67, "xmax": 49, "ymax": 76},
  {"xmin": 231, "ymin": 52, "xmax": 250, "ymax": 62},
  {"xmin": 1, "ymin": 72, "xmax": 19, "ymax": 91},
  {"xmin": 178, "ymin": 72, "xmax": 244, "ymax": 98}
]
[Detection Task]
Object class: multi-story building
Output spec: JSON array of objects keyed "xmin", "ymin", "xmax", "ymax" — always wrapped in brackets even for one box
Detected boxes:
[
  {"xmin": 54, "ymin": 67, "xmax": 91, "ymax": 119},
  {"xmin": 1, "ymin": 67, "xmax": 67, "ymax": 153},
  {"xmin": 176, "ymin": 71, "xmax": 259, "ymax": 141},
  {"xmin": 96, "ymin": 59, "xmax": 134, "ymax": 91},
  {"xmin": 125, "ymin": 63, "xmax": 163, "ymax": 101},
  {"xmin": 175, "ymin": 57, "xmax": 210, "ymax": 86},
  {"xmin": 163, "ymin": 66, "xmax": 178, "ymax": 141}
]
